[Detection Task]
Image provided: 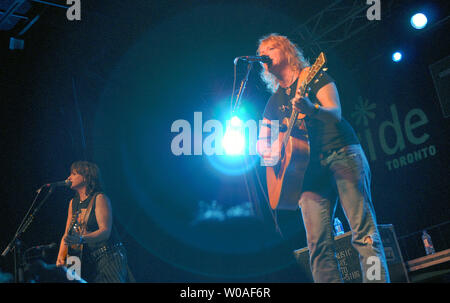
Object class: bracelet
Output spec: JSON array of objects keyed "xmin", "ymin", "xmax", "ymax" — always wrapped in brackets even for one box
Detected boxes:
[{"xmin": 311, "ymin": 103, "xmax": 320, "ymax": 117}]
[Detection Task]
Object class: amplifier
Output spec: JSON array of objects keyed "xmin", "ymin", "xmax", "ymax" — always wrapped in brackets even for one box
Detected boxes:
[{"xmin": 293, "ymin": 224, "xmax": 409, "ymax": 282}]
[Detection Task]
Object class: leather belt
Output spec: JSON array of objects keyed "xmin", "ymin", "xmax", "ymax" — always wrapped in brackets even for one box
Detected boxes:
[
  {"xmin": 90, "ymin": 242, "xmax": 124, "ymax": 261},
  {"xmin": 318, "ymin": 144, "xmax": 359, "ymax": 160}
]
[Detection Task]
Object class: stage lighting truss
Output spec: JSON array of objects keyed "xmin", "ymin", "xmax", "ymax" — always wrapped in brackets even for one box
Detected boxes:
[
  {"xmin": 0, "ymin": 0, "xmax": 70, "ymax": 47},
  {"xmin": 288, "ymin": 0, "xmax": 399, "ymax": 58}
]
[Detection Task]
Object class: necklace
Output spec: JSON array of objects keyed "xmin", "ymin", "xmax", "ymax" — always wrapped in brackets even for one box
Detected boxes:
[
  {"xmin": 285, "ymin": 86, "xmax": 292, "ymax": 95},
  {"xmin": 80, "ymin": 194, "xmax": 91, "ymax": 203},
  {"xmin": 284, "ymin": 71, "xmax": 298, "ymax": 95}
]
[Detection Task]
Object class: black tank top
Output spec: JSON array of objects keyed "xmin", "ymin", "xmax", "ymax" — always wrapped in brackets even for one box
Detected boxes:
[
  {"xmin": 263, "ymin": 72, "xmax": 360, "ymax": 155},
  {"xmin": 71, "ymin": 192, "xmax": 121, "ymax": 251}
]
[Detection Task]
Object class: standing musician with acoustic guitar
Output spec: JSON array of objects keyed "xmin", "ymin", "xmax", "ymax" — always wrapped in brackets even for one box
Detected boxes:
[
  {"xmin": 256, "ymin": 34, "xmax": 390, "ymax": 283},
  {"xmin": 56, "ymin": 161, "xmax": 128, "ymax": 282}
]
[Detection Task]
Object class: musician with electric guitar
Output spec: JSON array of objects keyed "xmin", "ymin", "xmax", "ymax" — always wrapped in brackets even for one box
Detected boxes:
[
  {"xmin": 56, "ymin": 161, "xmax": 128, "ymax": 282},
  {"xmin": 256, "ymin": 34, "xmax": 390, "ymax": 283}
]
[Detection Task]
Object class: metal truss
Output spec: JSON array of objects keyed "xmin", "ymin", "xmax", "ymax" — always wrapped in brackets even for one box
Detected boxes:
[
  {"xmin": 0, "ymin": 0, "xmax": 68, "ymax": 35},
  {"xmin": 289, "ymin": 0, "xmax": 397, "ymax": 57}
]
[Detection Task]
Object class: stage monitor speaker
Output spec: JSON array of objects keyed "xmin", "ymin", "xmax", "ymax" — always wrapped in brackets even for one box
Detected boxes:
[{"xmin": 293, "ymin": 224, "xmax": 409, "ymax": 282}]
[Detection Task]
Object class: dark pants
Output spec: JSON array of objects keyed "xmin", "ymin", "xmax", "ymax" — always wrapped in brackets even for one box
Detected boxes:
[
  {"xmin": 299, "ymin": 144, "xmax": 390, "ymax": 283},
  {"xmin": 90, "ymin": 245, "xmax": 128, "ymax": 283}
]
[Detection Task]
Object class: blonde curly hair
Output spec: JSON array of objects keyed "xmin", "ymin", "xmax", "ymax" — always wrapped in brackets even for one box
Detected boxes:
[{"xmin": 257, "ymin": 34, "xmax": 310, "ymax": 93}]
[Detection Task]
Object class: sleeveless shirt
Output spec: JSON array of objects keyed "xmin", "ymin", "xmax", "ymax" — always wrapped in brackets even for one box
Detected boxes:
[{"xmin": 71, "ymin": 192, "xmax": 121, "ymax": 251}]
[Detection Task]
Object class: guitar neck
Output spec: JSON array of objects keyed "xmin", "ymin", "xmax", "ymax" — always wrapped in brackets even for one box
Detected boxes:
[
  {"xmin": 282, "ymin": 108, "xmax": 300, "ymax": 148},
  {"xmin": 68, "ymin": 210, "xmax": 81, "ymax": 236}
]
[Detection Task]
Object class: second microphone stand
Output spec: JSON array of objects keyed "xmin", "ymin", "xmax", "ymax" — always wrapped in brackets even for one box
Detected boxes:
[{"xmin": 1, "ymin": 185, "xmax": 55, "ymax": 282}]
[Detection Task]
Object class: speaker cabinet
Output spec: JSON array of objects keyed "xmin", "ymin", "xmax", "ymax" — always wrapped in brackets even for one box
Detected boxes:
[{"xmin": 293, "ymin": 224, "xmax": 409, "ymax": 282}]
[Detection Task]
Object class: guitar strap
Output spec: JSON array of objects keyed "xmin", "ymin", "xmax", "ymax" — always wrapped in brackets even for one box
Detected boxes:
[
  {"xmin": 80, "ymin": 192, "xmax": 98, "ymax": 235},
  {"xmin": 77, "ymin": 192, "xmax": 99, "ymax": 260}
]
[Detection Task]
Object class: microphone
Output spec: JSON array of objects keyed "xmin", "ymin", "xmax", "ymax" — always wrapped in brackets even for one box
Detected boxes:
[
  {"xmin": 44, "ymin": 180, "xmax": 72, "ymax": 188},
  {"xmin": 234, "ymin": 55, "xmax": 272, "ymax": 65}
]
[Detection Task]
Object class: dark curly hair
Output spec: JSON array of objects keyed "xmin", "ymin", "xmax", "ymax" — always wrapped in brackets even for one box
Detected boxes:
[{"xmin": 70, "ymin": 161, "xmax": 103, "ymax": 196}]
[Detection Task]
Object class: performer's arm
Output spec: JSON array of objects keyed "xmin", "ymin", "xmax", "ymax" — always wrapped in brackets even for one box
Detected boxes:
[
  {"xmin": 314, "ymin": 82, "xmax": 342, "ymax": 123},
  {"xmin": 293, "ymin": 82, "xmax": 342, "ymax": 123},
  {"xmin": 79, "ymin": 194, "xmax": 113, "ymax": 244},
  {"xmin": 56, "ymin": 199, "xmax": 73, "ymax": 266}
]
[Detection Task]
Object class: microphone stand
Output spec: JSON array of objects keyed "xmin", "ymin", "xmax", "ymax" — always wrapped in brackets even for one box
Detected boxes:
[
  {"xmin": 232, "ymin": 62, "xmax": 253, "ymax": 114},
  {"xmin": 230, "ymin": 60, "xmax": 267, "ymax": 227},
  {"xmin": 1, "ymin": 185, "xmax": 55, "ymax": 282}
]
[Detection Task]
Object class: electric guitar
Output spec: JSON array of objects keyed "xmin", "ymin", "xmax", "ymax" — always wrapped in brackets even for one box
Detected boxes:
[
  {"xmin": 66, "ymin": 209, "xmax": 84, "ymax": 274},
  {"xmin": 266, "ymin": 52, "xmax": 327, "ymax": 210}
]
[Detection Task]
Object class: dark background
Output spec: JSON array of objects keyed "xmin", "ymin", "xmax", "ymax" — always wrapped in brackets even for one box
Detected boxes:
[{"xmin": 1, "ymin": 0, "xmax": 449, "ymax": 282}]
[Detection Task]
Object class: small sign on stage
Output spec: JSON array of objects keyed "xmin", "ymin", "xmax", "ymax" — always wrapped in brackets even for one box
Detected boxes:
[{"xmin": 293, "ymin": 224, "xmax": 410, "ymax": 282}]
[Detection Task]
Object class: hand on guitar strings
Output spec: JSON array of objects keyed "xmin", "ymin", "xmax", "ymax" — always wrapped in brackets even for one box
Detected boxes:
[
  {"xmin": 291, "ymin": 92, "xmax": 316, "ymax": 116},
  {"xmin": 56, "ymin": 257, "xmax": 66, "ymax": 267},
  {"xmin": 256, "ymin": 140, "xmax": 281, "ymax": 166},
  {"xmin": 64, "ymin": 234, "xmax": 84, "ymax": 245}
]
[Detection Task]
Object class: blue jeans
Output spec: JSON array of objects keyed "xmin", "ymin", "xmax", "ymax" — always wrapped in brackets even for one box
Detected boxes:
[{"xmin": 298, "ymin": 144, "xmax": 390, "ymax": 283}]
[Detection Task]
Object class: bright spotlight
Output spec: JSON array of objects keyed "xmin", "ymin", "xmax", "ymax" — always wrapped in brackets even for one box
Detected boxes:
[
  {"xmin": 392, "ymin": 52, "xmax": 402, "ymax": 62},
  {"xmin": 222, "ymin": 129, "xmax": 245, "ymax": 155},
  {"xmin": 410, "ymin": 13, "xmax": 428, "ymax": 29},
  {"xmin": 222, "ymin": 116, "xmax": 245, "ymax": 155},
  {"xmin": 230, "ymin": 115, "xmax": 243, "ymax": 127}
]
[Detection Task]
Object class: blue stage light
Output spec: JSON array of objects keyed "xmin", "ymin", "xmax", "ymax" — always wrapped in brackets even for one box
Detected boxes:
[
  {"xmin": 222, "ymin": 116, "xmax": 245, "ymax": 155},
  {"xmin": 392, "ymin": 52, "xmax": 402, "ymax": 62},
  {"xmin": 410, "ymin": 13, "xmax": 428, "ymax": 29}
]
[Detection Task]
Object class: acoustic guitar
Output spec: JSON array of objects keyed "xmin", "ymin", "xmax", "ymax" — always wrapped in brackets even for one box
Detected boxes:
[{"xmin": 266, "ymin": 52, "xmax": 327, "ymax": 210}]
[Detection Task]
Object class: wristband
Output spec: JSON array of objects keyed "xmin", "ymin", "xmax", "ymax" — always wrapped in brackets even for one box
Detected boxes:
[
  {"xmin": 79, "ymin": 236, "xmax": 84, "ymax": 244},
  {"xmin": 311, "ymin": 103, "xmax": 320, "ymax": 117}
]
